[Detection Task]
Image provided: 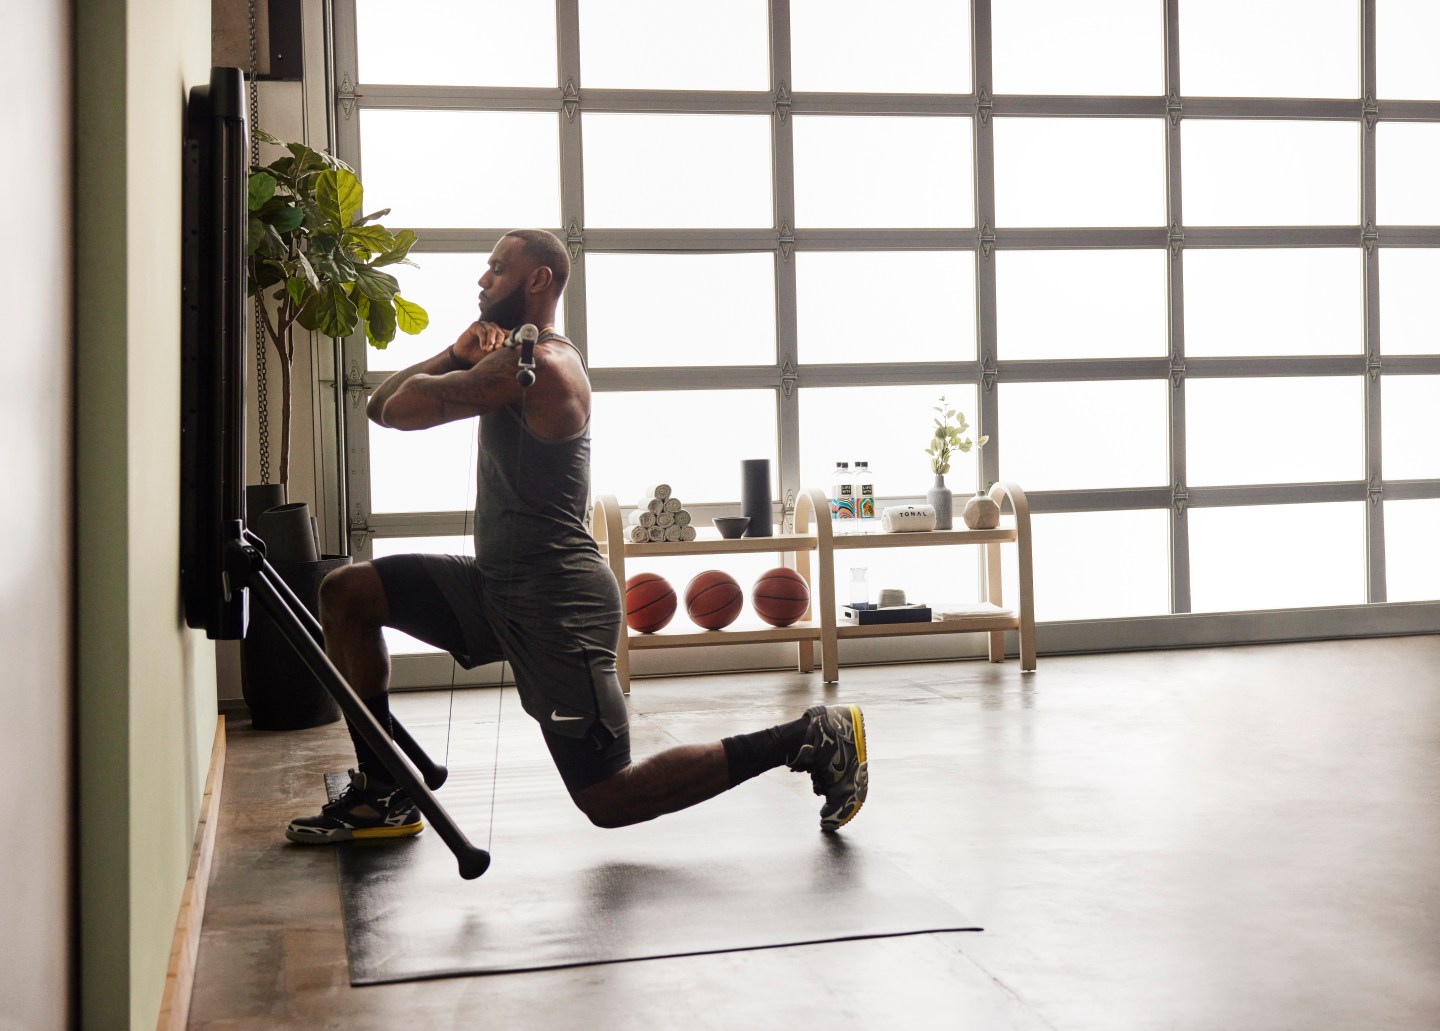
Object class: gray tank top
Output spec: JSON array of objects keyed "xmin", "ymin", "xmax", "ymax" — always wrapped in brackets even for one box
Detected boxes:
[{"xmin": 472, "ymin": 334, "xmax": 601, "ymax": 587}]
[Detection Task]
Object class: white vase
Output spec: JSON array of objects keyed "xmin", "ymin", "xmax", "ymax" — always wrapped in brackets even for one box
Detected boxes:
[
  {"xmin": 926, "ymin": 474, "xmax": 954, "ymax": 530},
  {"xmin": 962, "ymin": 491, "xmax": 1001, "ymax": 530}
]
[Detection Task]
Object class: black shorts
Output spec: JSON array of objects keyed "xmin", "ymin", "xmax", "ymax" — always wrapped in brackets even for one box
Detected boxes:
[{"xmin": 372, "ymin": 553, "xmax": 631, "ymax": 793}]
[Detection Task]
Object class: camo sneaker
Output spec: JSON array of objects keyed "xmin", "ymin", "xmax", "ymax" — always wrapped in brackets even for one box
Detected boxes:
[
  {"xmin": 788, "ymin": 704, "xmax": 868, "ymax": 831},
  {"xmin": 285, "ymin": 769, "xmax": 423, "ymax": 844}
]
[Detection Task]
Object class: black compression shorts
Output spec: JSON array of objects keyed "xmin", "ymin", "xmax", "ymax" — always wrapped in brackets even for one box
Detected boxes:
[{"xmin": 371, "ymin": 553, "xmax": 631, "ymax": 793}]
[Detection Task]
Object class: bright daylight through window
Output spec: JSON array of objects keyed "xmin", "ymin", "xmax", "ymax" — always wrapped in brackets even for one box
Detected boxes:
[{"xmin": 331, "ymin": 0, "xmax": 1440, "ymax": 665}]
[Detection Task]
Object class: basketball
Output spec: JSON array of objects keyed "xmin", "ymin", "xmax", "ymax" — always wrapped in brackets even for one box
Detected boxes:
[
  {"xmin": 684, "ymin": 570, "xmax": 744, "ymax": 630},
  {"xmin": 751, "ymin": 567, "xmax": 810, "ymax": 627},
  {"xmin": 625, "ymin": 572, "xmax": 676, "ymax": 633}
]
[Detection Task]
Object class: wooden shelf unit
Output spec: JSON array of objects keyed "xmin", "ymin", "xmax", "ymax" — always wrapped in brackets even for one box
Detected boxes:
[{"xmin": 592, "ymin": 483, "xmax": 1035, "ymax": 691}]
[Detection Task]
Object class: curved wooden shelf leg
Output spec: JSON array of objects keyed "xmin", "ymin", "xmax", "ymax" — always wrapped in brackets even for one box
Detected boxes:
[
  {"xmin": 798, "ymin": 486, "xmax": 840, "ymax": 683},
  {"xmin": 984, "ymin": 539, "xmax": 1006, "ymax": 663},
  {"xmin": 992, "ymin": 481, "xmax": 1036, "ymax": 671},
  {"xmin": 593, "ymin": 495, "xmax": 632, "ymax": 693},
  {"xmin": 793, "ymin": 490, "xmax": 817, "ymax": 674}
]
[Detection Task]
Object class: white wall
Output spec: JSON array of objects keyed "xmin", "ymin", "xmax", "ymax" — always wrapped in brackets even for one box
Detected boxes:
[{"xmin": 0, "ymin": 0, "xmax": 74, "ymax": 1026}]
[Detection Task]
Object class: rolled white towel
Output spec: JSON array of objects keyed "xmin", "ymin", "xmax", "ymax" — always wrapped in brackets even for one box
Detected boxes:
[
  {"xmin": 673, "ymin": 509, "xmax": 692, "ymax": 526},
  {"xmin": 678, "ymin": 525, "xmax": 696, "ymax": 542},
  {"xmin": 662, "ymin": 497, "xmax": 682, "ymax": 514},
  {"xmin": 655, "ymin": 511, "xmax": 676, "ymax": 528},
  {"xmin": 644, "ymin": 484, "xmax": 672, "ymax": 501},
  {"xmin": 663, "ymin": 525, "xmax": 684, "ymax": 542},
  {"xmin": 626, "ymin": 509, "xmax": 657, "ymax": 528},
  {"xmin": 881, "ymin": 504, "xmax": 937, "ymax": 533},
  {"xmin": 643, "ymin": 498, "xmax": 665, "ymax": 515},
  {"xmin": 628, "ymin": 525, "xmax": 649, "ymax": 543},
  {"xmin": 646, "ymin": 525, "xmax": 665, "ymax": 542}
]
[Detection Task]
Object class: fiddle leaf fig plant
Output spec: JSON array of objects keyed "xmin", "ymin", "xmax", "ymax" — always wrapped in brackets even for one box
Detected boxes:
[
  {"xmin": 925, "ymin": 396, "xmax": 988, "ymax": 476},
  {"xmin": 246, "ymin": 128, "xmax": 429, "ymax": 486}
]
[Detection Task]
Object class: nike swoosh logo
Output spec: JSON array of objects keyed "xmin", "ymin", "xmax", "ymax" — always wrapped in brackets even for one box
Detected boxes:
[{"xmin": 550, "ymin": 710, "xmax": 585, "ymax": 722}]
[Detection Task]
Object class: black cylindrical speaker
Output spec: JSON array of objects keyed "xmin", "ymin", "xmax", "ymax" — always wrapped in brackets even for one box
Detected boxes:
[{"xmin": 740, "ymin": 458, "xmax": 773, "ymax": 537}]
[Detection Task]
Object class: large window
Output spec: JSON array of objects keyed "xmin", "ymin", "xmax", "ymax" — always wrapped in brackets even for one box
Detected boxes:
[{"xmin": 330, "ymin": 0, "xmax": 1440, "ymax": 673}]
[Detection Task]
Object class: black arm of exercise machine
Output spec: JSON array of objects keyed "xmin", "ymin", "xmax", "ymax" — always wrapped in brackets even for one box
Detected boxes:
[
  {"xmin": 249, "ymin": 540, "xmax": 449, "ymax": 791},
  {"xmin": 222, "ymin": 522, "xmax": 490, "ymax": 880}
]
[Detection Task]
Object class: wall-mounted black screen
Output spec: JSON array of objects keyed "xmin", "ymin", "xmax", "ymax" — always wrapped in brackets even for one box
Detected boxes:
[{"xmin": 181, "ymin": 67, "xmax": 248, "ymax": 639}]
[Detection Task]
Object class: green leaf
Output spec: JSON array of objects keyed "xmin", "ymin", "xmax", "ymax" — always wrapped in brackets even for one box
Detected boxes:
[
  {"xmin": 263, "ymin": 205, "xmax": 306, "ymax": 234},
  {"xmin": 285, "ymin": 141, "xmax": 329, "ymax": 177},
  {"xmin": 365, "ymin": 297, "xmax": 397, "ymax": 347},
  {"xmin": 294, "ymin": 251, "xmax": 320, "ymax": 292},
  {"xmin": 254, "ymin": 195, "xmax": 292, "ymax": 217},
  {"xmin": 247, "ymin": 172, "xmax": 276, "ymax": 211},
  {"xmin": 254, "ymin": 258, "xmax": 286, "ymax": 290},
  {"xmin": 261, "ymin": 223, "xmax": 288, "ymax": 258},
  {"xmin": 309, "ymin": 247, "xmax": 356, "ymax": 284},
  {"xmin": 262, "ymin": 155, "xmax": 298, "ymax": 188},
  {"xmin": 355, "ymin": 207, "xmax": 392, "ymax": 226},
  {"xmin": 353, "ymin": 264, "xmax": 400, "ymax": 302},
  {"xmin": 345, "ymin": 224, "xmax": 396, "ymax": 256},
  {"xmin": 393, "ymin": 295, "xmax": 429, "ymax": 335},
  {"xmin": 310, "ymin": 283, "xmax": 360, "ymax": 337},
  {"xmin": 370, "ymin": 228, "xmax": 417, "ymax": 267},
  {"xmin": 246, "ymin": 217, "xmax": 265, "ymax": 255},
  {"xmin": 253, "ymin": 128, "xmax": 282, "ymax": 147},
  {"xmin": 285, "ymin": 276, "xmax": 308, "ymax": 308},
  {"xmin": 295, "ymin": 295, "xmax": 318, "ymax": 333},
  {"xmin": 355, "ymin": 293, "xmax": 371, "ymax": 318},
  {"xmin": 315, "ymin": 169, "xmax": 363, "ymax": 228}
]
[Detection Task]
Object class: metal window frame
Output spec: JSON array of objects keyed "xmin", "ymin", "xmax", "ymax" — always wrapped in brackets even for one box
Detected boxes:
[{"xmin": 320, "ymin": 0, "xmax": 1440, "ymax": 685}]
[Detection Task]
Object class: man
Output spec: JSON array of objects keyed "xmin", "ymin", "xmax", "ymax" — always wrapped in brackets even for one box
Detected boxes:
[{"xmin": 286, "ymin": 229, "xmax": 867, "ymax": 844}]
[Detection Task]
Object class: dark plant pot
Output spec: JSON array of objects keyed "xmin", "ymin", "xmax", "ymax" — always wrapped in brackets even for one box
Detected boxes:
[
  {"xmin": 241, "ymin": 554, "xmax": 349, "ymax": 730},
  {"xmin": 245, "ymin": 483, "xmax": 286, "ymax": 523},
  {"xmin": 252, "ymin": 501, "xmax": 320, "ymax": 562}
]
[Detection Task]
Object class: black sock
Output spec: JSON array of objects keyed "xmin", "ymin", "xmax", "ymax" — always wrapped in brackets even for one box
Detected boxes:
[
  {"xmin": 347, "ymin": 694, "xmax": 394, "ymax": 785},
  {"xmin": 721, "ymin": 714, "xmax": 811, "ymax": 788}
]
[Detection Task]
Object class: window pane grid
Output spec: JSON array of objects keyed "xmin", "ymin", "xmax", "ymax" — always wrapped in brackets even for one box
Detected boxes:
[{"xmin": 334, "ymin": 0, "xmax": 1440, "ymax": 640}]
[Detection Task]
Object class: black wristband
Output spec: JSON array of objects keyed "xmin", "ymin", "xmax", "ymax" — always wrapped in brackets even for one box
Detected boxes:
[{"xmin": 446, "ymin": 344, "xmax": 468, "ymax": 369}]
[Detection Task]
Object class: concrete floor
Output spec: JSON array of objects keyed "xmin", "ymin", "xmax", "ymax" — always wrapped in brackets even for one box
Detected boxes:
[{"xmin": 189, "ymin": 636, "xmax": 1440, "ymax": 1030}]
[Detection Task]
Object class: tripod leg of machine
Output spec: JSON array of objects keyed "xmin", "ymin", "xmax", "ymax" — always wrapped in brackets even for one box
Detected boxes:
[
  {"xmin": 226, "ymin": 531, "xmax": 488, "ymax": 879},
  {"xmin": 248, "ymin": 534, "xmax": 449, "ymax": 790}
]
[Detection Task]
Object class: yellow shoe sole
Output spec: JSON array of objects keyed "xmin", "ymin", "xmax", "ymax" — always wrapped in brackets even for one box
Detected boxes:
[{"xmin": 351, "ymin": 821, "xmax": 424, "ymax": 841}]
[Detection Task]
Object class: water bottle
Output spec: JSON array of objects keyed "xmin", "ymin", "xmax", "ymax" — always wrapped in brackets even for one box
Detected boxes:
[
  {"xmin": 855, "ymin": 460, "xmax": 876, "ymax": 529},
  {"xmin": 829, "ymin": 461, "xmax": 857, "ymax": 532},
  {"xmin": 850, "ymin": 567, "xmax": 869, "ymax": 607}
]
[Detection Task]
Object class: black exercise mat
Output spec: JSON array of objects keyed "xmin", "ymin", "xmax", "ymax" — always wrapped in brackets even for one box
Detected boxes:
[{"xmin": 328, "ymin": 760, "xmax": 980, "ymax": 984}]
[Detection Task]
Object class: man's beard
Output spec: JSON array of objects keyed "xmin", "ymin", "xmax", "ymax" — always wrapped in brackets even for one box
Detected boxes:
[{"xmin": 479, "ymin": 283, "xmax": 527, "ymax": 330}]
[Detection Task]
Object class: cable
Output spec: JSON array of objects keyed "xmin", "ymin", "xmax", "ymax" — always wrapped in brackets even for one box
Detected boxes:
[{"xmin": 442, "ymin": 416, "xmax": 477, "ymax": 773}]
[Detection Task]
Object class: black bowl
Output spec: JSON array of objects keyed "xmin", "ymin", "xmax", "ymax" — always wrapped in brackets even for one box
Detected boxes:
[{"xmin": 713, "ymin": 516, "xmax": 750, "ymax": 539}]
